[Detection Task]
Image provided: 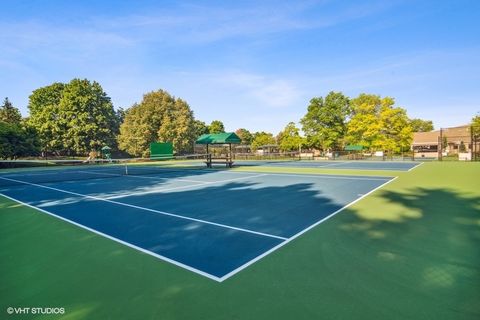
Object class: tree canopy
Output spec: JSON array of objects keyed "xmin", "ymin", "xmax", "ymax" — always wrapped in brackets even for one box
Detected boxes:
[
  {"xmin": 0, "ymin": 98, "xmax": 40, "ymax": 159},
  {"xmin": 118, "ymin": 90, "xmax": 196, "ymax": 156},
  {"xmin": 0, "ymin": 97, "xmax": 22, "ymax": 124},
  {"xmin": 472, "ymin": 113, "xmax": 480, "ymax": 139},
  {"xmin": 208, "ymin": 120, "xmax": 225, "ymax": 134},
  {"xmin": 2, "ymin": 81, "xmax": 452, "ymax": 159},
  {"xmin": 235, "ymin": 128, "xmax": 253, "ymax": 145},
  {"xmin": 27, "ymin": 79, "xmax": 118, "ymax": 155},
  {"xmin": 346, "ymin": 94, "xmax": 412, "ymax": 152},
  {"xmin": 409, "ymin": 118, "xmax": 434, "ymax": 132},
  {"xmin": 194, "ymin": 120, "xmax": 209, "ymax": 138},
  {"xmin": 0, "ymin": 121, "xmax": 40, "ymax": 159},
  {"xmin": 277, "ymin": 122, "xmax": 305, "ymax": 152},
  {"xmin": 300, "ymin": 91, "xmax": 350, "ymax": 150},
  {"xmin": 251, "ymin": 132, "xmax": 275, "ymax": 151}
]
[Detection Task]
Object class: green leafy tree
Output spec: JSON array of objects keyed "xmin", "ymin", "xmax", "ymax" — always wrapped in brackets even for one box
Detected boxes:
[
  {"xmin": 251, "ymin": 132, "xmax": 275, "ymax": 151},
  {"xmin": 208, "ymin": 120, "xmax": 225, "ymax": 134},
  {"xmin": 378, "ymin": 102, "xmax": 413, "ymax": 152},
  {"xmin": 0, "ymin": 98, "xmax": 22, "ymax": 124},
  {"xmin": 27, "ymin": 80, "xmax": 118, "ymax": 155},
  {"xmin": 0, "ymin": 121, "xmax": 40, "ymax": 159},
  {"xmin": 235, "ymin": 128, "xmax": 253, "ymax": 145},
  {"xmin": 300, "ymin": 91, "xmax": 350, "ymax": 150},
  {"xmin": 277, "ymin": 122, "xmax": 305, "ymax": 152},
  {"xmin": 194, "ymin": 120, "xmax": 209, "ymax": 137},
  {"xmin": 344, "ymin": 94, "xmax": 384, "ymax": 150},
  {"xmin": 472, "ymin": 113, "xmax": 480, "ymax": 139},
  {"xmin": 118, "ymin": 90, "xmax": 196, "ymax": 156},
  {"xmin": 442, "ymin": 136, "xmax": 448, "ymax": 151},
  {"xmin": 157, "ymin": 98, "xmax": 195, "ymax": 154},
  {"xmin": 409, "ymin": 118, "xmax": 434, "ymax": 132},
  {"xmin": 27, "ymin": 82, "xmax": 65, "ymax": 154},
  {"xmin": 346, "ymin": 94, "xmax": 413, "ymax": 152},
  {"xmin": 59, "ymin": 79, "xmax": 118, "ymax": 154}
]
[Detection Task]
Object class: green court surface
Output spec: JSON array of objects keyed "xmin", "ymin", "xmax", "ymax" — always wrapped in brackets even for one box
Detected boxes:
[{"xmin": 1, "ymin": 162, "xmax": 479, "ymax": 320}]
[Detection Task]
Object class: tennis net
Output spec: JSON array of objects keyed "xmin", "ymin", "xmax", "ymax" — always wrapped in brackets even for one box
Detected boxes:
[{"xmin": 0, "ymin": 154, "xmax": 209, "ymax": 187}]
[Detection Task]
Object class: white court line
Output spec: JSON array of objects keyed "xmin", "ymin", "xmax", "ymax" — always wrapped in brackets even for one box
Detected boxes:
[
  {"xmin": 309, "ymin": 161, "xmax": 348, "ymax": 168},
  {"xmin": 77, "ymin": 170, "xmax": 207, "ymax": 183},
  {"xmin": 218, "ymin": 176, "xmax": 398, "ymax": 282},
  {"xmin": 217, "ymin": 170, "xmax": 393, "ymax": 181},
  {"xmin": 407, "ymin": 162, "xmax": 424, "ymax": 172},
  {"xmin": 200, "ymin": 167, "xmax": 396, "ymax": 180},
  {"xmin": 265, "ymin": 159, "xmax": 419, "ymax": 171},
  {"xmin": 0, "ymin": 192, "xmax": 223, "ymax": 282},
  {"xmin": 0, "ymin": 175, "xmax": 285, "ymax": 241}
]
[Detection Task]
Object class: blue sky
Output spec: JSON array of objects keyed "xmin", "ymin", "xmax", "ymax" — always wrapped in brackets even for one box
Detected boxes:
[{"xmin": 1, "ymin": 0, "xmax": 479, "ymax": 133}]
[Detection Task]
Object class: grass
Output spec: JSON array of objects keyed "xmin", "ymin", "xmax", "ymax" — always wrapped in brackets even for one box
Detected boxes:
[{"xmin": 1, "ymin": 162, "xmax": 479, "ymax": 320}]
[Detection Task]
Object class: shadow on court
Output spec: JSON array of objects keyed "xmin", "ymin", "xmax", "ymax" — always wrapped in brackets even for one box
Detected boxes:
[{"xmin": 332, "ymin": 187, "xmax": 480, "ymax": 319}]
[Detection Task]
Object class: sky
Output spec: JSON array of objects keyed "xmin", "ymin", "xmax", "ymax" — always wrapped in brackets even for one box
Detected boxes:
[{"xmin": 1, "ymin": 0, "xmax": 479, "ymax": 133}]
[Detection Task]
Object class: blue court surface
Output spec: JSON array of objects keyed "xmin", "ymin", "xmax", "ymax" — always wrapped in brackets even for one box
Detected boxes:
[
  {"xmin": 235, "ymin": 160, "xmax": 421, "ymax": 171},
  {"xmin": 0, "ymin": 168, "xmax": 393, "ymax": 281}
]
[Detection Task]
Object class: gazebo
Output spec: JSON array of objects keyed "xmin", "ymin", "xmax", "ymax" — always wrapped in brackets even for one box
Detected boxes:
[{"xmin": 195, "ymin": 132, "xmax": 241, "ymax": 167}]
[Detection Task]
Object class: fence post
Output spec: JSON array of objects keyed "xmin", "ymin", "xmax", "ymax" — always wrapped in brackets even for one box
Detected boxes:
[
  {"xmin": 438, "ymin": 128, "xmax": 443, "ymax": 161},
  {"xmin": 471, "ymin": 125, "xmax": 475, "ymax": 162}
]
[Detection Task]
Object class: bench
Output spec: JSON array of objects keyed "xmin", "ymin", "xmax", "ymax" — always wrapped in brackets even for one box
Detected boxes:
[{"xmin": 205, "ymin": 157, "xmax": 234, "ymax": 168}]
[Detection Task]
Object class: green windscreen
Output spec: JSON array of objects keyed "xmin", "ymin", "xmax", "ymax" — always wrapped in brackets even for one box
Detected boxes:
[{"xmin": 150, "ymin": 142, "xmax": 173, "ymax": 159}]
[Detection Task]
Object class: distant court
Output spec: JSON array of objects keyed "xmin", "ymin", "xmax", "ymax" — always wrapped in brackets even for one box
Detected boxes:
[{"xmin": 234, "ymin": 160, "xmax": 421, "ymax": 171}]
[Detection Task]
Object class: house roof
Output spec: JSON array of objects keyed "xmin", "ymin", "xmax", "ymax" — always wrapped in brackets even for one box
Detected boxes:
[
  {"xmin": 195, "ymin": 132, "xmax": 242, "ymax": 144},
  {"xmin": 412, "ymin": 125, "xmax": 471, "ymax": 145}
]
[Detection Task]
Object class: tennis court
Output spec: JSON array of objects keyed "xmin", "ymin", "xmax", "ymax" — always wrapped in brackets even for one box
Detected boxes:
[
  {"xmin": 235, "ymin": 159, "xmax": 421, "ymax": 171},
  {"xmin": 1, "ymin": 161, "xmax": 479, "ymax": 320},
  {"xmin": 0, "ymin": 162, "xmax": 393, "ymax": 281}
]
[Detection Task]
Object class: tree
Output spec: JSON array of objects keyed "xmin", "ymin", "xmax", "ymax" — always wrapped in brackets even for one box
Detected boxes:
[
  {"xmin": 378, "ymin": 102, "xmax": 413, "ymax": 152},
  {"xmin": 157, "ymin": 98, "xmax": 196, "ymax": 154},
  {"xmin": 472, "ymin": 113, "xmax": 480, "ymax": 139},
  {"xmin": 442, "ymin": 136, "xmax": 448, "ymax": 151},
  {"xmin": 194, "ymin": 120, "xmax": 209, "ymax": 137},
  {"xmin": 251, "ymin": 132, "xmax": 275, "ymax": 151},
  {"xmin": 346, "ymin": 94, "xmax": 413, "ymax": 152},
  {"xmin": 27, "ymin": 82, "xmax": 66, "ymax": 154},
  {"xmin": 277, "ymin": 122, "xmax": 305, "ymax": 152},
  {"xmin": 235, "ymin": 128, "xmax": 253, "ymax": 145},
  {"xmin": 0, "ymin": 121, "xmax": 40, "ymax": 159},
  {"xmin": 27, "ymin": 80, "xmax": 118, "ymax": 155},
  {"xmin": 208, "ymin": 120, "xmax": 225, "ymax": 134},
  {"xmin": 0, "ymin": 98, "xmax": 22, "ymax": 124},
  {"xmin": 59, "ymin": 79, "xmax": 118, "ymax": 154},
  {"xmin": 300, "ymin": 91, "xmax": 350, "ymax": 150},
  {"xmin": 409, "ymin": 118, "xmax": 434, "ymax": 132},
  {"xmin": 118, "ymin": 90, "xmax": 196, "ymax": 156}
]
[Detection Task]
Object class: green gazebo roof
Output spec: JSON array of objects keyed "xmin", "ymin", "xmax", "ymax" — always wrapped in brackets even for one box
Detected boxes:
[{"xmin": 195, "ymin": 132, "xmax": 242, "ymax": 144}]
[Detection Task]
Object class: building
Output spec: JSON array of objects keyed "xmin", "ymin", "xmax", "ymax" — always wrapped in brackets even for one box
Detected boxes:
[{"xmin": 412, "ymin": 125, "xmax": 474, "ymax": 159}]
